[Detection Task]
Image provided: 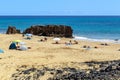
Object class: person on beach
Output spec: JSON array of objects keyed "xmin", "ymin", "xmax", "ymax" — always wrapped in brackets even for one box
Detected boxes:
[
  {"xmin": 16, "ymin": 42, "xmax": 31, "ymax": 51},
  {"xmin": 73, "ymin": 40, "xmax": 78, "ymax": 44},
  {"xmin": 100, "ymin": 43, "xmax": 109, "ymax": 46},
  {"xmin": 69, "ymin": 40, "xmax": 72, "ymax": 45},
  {"xmin": 44, "ymin": 37, "xmax": 47, "ymax": 41},
  {"xmin": 22, "ymin": 34, "xmax": 25, "ymax": 37},
  {"xmin": 94, "ymin": 46, "xmax": 98, "ymax": 49},
  {"xmin": 16, "ymin": 42, "xmax": 20, "ymax": 49},
  {"xmin": 65, "ymin": 40, "xmax": 72, "ymax": 46},
  {"xmin": 55, "ymin": 41, "xmax": 59, "ymax": 44},
  {"xmin": 27, "ymin": 36, "xmax": 31, "ymax": 40},
  {"xmin": 40, "ymin": 37, "xmax": 47, "ymax": 42},
  {"xmin": 40, "ymin": 39, "xmax": 44, "ymax": 42}
]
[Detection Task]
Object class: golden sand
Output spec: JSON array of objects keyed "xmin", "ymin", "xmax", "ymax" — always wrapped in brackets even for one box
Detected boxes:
[{"xmin": 0, "ymin": 34, "xmax": 120, "ymax": 79}]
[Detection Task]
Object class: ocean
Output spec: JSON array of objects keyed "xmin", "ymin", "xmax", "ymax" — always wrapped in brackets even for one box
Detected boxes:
[{"xmin": 0, "ymin": 16, "xmax": 120, "ymax": 42}]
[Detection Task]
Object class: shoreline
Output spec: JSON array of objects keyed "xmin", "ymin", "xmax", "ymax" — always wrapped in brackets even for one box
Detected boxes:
[
  {"xmin": 74, "ymin": 36, "xmax": 120, "ymax": 44},
  {"xmin": 1, "ymin": 30, "xmax": 120, "ymax": 43}
]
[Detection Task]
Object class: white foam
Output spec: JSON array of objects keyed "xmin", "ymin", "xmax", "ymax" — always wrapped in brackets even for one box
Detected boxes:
[{"xmin": 73, "ymin": 35, "xmax": 120, "ymax": 43}]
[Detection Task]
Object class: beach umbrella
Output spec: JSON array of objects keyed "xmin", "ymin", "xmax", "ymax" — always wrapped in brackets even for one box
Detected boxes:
[
  {"xmin": 53, "ymin": 38, "xmax": 61, "ymax": 41},
  {"xmin": 53, "ymin": 38, "xmax": 61, "ymax": 44},
  {"xmin": 12, "ymin": 40, "xmax": 21, "ymax": 43}
]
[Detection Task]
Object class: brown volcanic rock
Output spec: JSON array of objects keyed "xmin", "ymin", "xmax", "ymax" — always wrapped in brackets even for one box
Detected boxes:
[
  {"xmin": 23, "ymin": 25, "xmax": 73, "ymax": 37},
  {"xmin": 6, "ymin": 26, "xmax": 21, "ymax": 34}
]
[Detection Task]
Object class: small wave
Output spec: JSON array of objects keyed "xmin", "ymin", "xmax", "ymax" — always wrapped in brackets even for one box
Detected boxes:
[
  {"xmin": 73, "ymin": 36, "xmax": 88, "ymax": 40},
  {"xmin": 73, "ymin": 35, "xmax": 120, "ymax": 43}
]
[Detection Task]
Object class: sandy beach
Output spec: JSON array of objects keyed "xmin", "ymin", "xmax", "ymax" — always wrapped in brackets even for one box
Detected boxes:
[{"xmin": 0, "ymin": 34, "xmax": 120, "ymax": 79}]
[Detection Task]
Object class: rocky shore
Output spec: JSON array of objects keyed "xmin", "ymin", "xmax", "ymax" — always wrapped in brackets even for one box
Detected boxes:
[
  {"xmin": 11, "ymin": 60, "xmax": 120, "ymax": 80},
  {"xmin": 23, "ymin": 25, "xmax": 73, "ymax": 37},
  {"xmin": 6, "ymin": 26, "xmax": 21, "ymax": 34},
  {"xmin": 6, "ymin": 25, "xmax": 73, "ymax": 38}
]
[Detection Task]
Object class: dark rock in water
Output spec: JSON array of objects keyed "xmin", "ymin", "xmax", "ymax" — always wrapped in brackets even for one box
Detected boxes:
[
  {"xmin": 115, "ymin": 39, "xmax": 119, "ymax": 41},
  {"xmin": 23, "ymin": 25, "xmax": 73, "ymax": 38},
  {"xmin": 6, "ymin": 26, "xmax": 21, "ymax": 34}
]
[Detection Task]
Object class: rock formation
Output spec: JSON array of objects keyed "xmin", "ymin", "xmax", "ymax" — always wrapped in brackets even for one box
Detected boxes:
[
  {"xmin": 11, "ymin": 60, "xmax": 120, "ymax": 80},
  {"xmin": 6, "ymin": 26, "xmax": 21, "ymax": 34},
  {"xmin": 23, "ymin": 25, "xmax": 73, "ymax": 37}
]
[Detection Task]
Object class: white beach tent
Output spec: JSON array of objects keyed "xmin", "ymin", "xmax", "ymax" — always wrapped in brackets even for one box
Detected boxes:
[
  {"xmin": 53, "ymin": 38, "xmax": 61, "ymax": 41},
  {"xmin": 53, "ymin": 38, "xmax": 61, "ymax": 44},
  {"xmin": 19, "ymin": 45, "xmax": 28, "ymax": 51}
]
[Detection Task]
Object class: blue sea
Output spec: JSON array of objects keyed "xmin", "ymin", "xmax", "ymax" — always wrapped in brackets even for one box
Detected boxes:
[{"xmin": 0, "ymin": 16, "xmax": 120, "ymax": 42}]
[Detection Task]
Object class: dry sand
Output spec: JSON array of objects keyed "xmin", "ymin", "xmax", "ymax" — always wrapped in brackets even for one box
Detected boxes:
[{"xmin": 0, "ymin": 34, "xmax": 120, "ymax": 79}]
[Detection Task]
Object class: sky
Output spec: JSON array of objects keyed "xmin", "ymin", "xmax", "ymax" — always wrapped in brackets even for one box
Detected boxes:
[{"xmin": 0, "ymin": 0, "xmax": 120, "ymax": 15}]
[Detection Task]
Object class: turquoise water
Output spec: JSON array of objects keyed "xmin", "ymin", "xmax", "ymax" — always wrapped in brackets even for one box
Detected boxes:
[{"xmin": 0, "ymin": 16, "xmax": 120, "ymax": 40}]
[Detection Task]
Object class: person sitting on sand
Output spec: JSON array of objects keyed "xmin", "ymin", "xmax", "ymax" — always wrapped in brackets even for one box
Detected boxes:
[
  {"xmin": 27, "ymin": 36, "xmax": 31, "ymax": 40},
  {"xmin": 16, "ymin": 43, "xmax": 31, "ymax": 51},
  {"xmin": 100, "ymin": 43, "xmax": 109, "ymax": 46},
  {"xmin": 44, "ymin": 37, "xmax": 47, "ymax": 41},
  {"xmin": 65, "ymin": 42, "xmax": 69, "ymax": 46},
  {"xmin": 83, "ymin": 45, "xmax": 87, "ymax": 48},
  {"xmin": 39, "ymin": 37, "xmax": 47, "ymax": 42},
  {"xmin": 73, "ymin": 40, "xmax": 78, "ymax": 44},
  {"xmin": 94, "ymin": 46, "xmax": 98, "ymax": 49},
  {"xmin": 85, "ymin": 46, "xmax": 91, "ymax": 50},
  {"xmin": 40, "ymin": 39, "xmax": 44, "ymax": 42},
  {"xmin": 22, "ymin": 34, "xmax": 25, "ymax": 37},
  {"xmin": 69, "ymin": 40, "xmax": 72, "ymax": 45},
  {"xmin": 104, "ymin": 43, "xmax": 108, "ymax": 46},
  {"xmin": 83, "ymin": 45, "xmax": 90, "ymax": 48},
  {"xmin": 65, "ymin": 40, "xmax": 72, "ymax": 46},
  {"xmin": 55, "ymin": 41, "xmax": 59, "ymax": 44},
  {"xmin": 16, "ymin": 42, "xmax": 20, "ymax": 50}
]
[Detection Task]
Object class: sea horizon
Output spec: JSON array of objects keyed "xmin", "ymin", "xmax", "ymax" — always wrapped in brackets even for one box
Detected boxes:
[{"xmin": 1, "ymin": 15, "xmax": 120, "ymax": 17}]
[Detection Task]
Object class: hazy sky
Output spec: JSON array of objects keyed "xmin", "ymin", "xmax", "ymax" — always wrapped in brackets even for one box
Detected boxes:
[{"xmin": 0, "ymin": 0, "xmax": 120, "ymax": 15}]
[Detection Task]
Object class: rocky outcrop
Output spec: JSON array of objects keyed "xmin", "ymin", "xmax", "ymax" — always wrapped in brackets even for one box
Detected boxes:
[
  {"xmin": 6, "ymin": 26, "xmax": 21, "ymax": 34},
  {"xmin": 23, "ymin": 25, "xmax": 73, "ymax": 37},
  {"xmin": 11, "ymin": 60, "xmax": 120, "ymax": 80}
]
